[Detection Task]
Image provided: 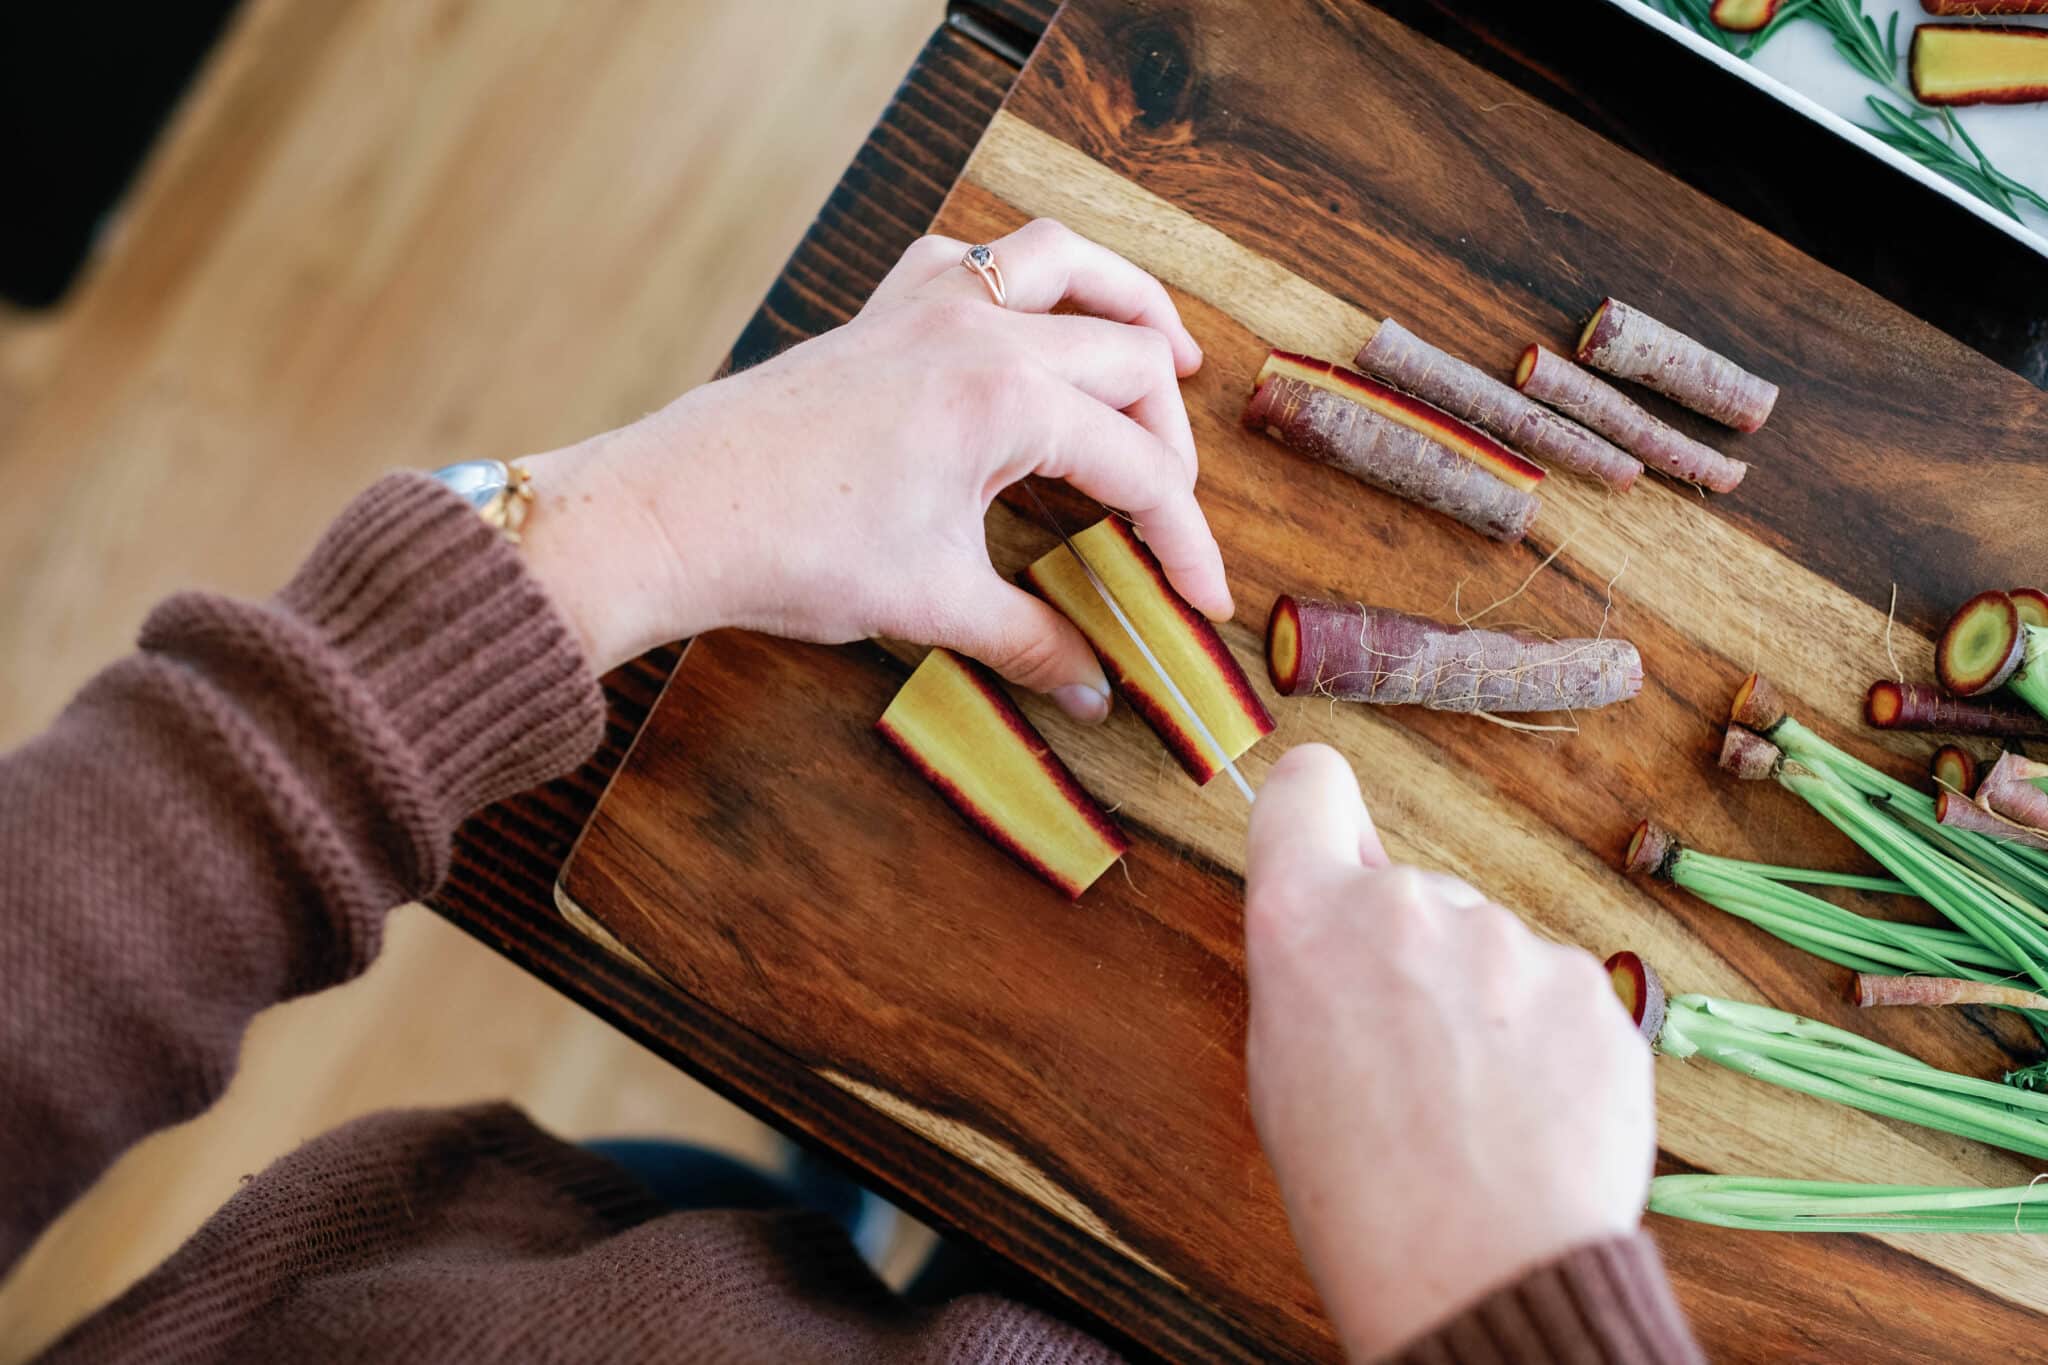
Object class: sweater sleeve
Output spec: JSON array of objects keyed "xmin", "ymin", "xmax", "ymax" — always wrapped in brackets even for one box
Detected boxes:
[
  {"xmin": 0, "ymin": 473, "xmax": 606, "ymax": 1272},
  {"xmin": 1395, "ymin": 1233, "xmax": 1703, "ymax": 1364}
]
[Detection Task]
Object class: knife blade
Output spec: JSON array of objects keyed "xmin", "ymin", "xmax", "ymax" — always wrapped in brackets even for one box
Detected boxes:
[{"xmin": 1023, "ymin": 481, "xmax": 1255, "ymax": 804}]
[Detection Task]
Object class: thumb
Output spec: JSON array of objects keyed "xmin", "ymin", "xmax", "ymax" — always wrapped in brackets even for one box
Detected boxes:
[
  {"xmin": 940, "ymin": 579, "xmax": 1114, "ymax": 724},
  {"xmin": 1247, "ymin": 745, "xmax": 1388, "ymax": 894}
]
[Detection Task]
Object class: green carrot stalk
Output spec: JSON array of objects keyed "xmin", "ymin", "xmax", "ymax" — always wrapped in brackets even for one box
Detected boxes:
[
  {"xmin": 1731, "ymin": 674, "xmax": 2048, "ymax": 910},
  {"xmin": 1625, "ymin": 820, "xmax": 2025, "ymax": 985},
  {"xmin": 1609, "ymin": 953, "xmax": 2048, "ymax": 1160},
  {"xmin": 1650, "ymin": 1174, "xmax": 2048, "ymax": 1233}
]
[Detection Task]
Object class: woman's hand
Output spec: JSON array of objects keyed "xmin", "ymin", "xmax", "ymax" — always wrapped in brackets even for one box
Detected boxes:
[
  {"xmin": 1243, "ymin": 745, "xmax": 1656, "ymax": 1361},
  {"xmin": 517, "ymin": 218, "xmax": 1226, "ymax": 720}
]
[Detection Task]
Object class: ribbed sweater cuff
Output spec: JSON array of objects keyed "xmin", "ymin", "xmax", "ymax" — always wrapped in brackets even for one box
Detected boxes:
[
  {"xmin": 1396, "ymin": 1234, "xmax": 1702, "ymax": 1364},
  {"xmin": 276, "ymin": 472, "xmax": 606, "ymax": 834}
]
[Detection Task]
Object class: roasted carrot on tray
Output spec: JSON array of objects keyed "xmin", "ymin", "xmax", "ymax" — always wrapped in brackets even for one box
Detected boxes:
[{"xmin": 1912, "ymin": 24, "xmax": 2048, "ymax": 106}]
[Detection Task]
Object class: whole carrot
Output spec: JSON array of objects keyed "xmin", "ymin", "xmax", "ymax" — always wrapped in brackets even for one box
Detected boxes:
[{"xmin": 1265, "ymin": 596, "xmax": 1641, "ymax": 713}]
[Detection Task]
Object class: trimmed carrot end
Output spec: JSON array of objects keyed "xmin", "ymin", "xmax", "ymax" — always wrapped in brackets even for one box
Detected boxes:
[
  {"xmin": 1865, "ymin": 680, "xmax": 1905, "ymax": 728},
  {"xmin": 1575, "ymin": 300, "xmax": 1615, "ymax": 361},
  {"xmin": 1719, "ymin": 726, "xmax": 1783, "ymax": 781},
  {"xmin": 1937, "ymin": 591, "xmax": 2023, "ymax": 696},
  {"xmin": 1512, "ymin": 344, "xmax": 1538, "ymax": 390},
  {"xmin": 1266, "ymin": 595, "xmax": 1304, "ymax": 696},
  {"xmin": 1624, "ymin": 819, "xmax": 1678, "ymax": 879},
  {"xmin": 2011, "ymin": 587, "xmax": 2048, "ymax": 632},
  {"xmin": 1729, "ymin": 671, "xmax": 1787, "ymax": 733},
  {"xmin": 1603, "ymin": 950, "xmax": 1667, "ymax": 1044},
  {"xmin": 1932, "ymin": 744, "xmax": 1979, "ymax": 797}
]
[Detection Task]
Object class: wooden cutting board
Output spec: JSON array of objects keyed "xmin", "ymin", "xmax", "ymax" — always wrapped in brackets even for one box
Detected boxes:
[{"xmin": 560, "ymin": 2, "xmax": 2048, "ymax": 1358}]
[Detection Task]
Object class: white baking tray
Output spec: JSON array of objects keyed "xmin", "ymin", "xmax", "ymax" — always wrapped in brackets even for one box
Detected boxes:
[{"xmin": 1604, "ymin": 0, "xmax": 2048, "ymax": 260}]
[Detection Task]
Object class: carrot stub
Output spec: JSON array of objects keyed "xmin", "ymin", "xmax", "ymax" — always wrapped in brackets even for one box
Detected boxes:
[
  {"xmin": 1514, "ymin": 343, "xmax": 1747, "ymax": 492},
  {"xmin": 1911, "ymin": 24, "xmax": 2048, "ymax": 107},
  {"xmin": 1931, "ymin": 745, "xmax": 1979, "ymax": 797},
  {"xmin": 1577, "ymin": 298, "xmax": 1779, "ymax": 431},
  {"xmin": 1245, "ymin": 352, "xmax": 1541, "ymax": 542},
  {"xmin": 1867, "ymin": 679, "xmax": 2048, "ymax": 738},
  {"xmin": 1936, "ymin": 591, "xmax": 2025, "ymax": 696},
  {"xmin": 1265, "ymin": 596, "xmax": 1642, "ymax": 713},
  {"xmin": 1604, "ymin": 951, "xmax": 1667, "ymax": 1044},
  {"xmin": 877, "ymin": 649, "xmax": 1129, "ymax": 898},
  {"xmin": 1352, "ymin": 319, "xmax": 1641, "ymax": 490}
]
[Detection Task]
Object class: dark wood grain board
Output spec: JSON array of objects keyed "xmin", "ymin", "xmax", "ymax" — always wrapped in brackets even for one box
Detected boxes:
[{"xmin": 555, "ymin": 2, "xmax": 2048, "ymax": 1360}]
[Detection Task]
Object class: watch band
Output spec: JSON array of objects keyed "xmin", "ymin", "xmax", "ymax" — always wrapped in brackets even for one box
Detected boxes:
[{"xmin": 430, "ymin": 459, "xmax": 534, "ymax": 543}]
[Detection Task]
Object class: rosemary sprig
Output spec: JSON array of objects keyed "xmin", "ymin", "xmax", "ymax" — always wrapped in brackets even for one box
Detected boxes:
[{"xmin": 1646, "ymin": 0, "xmax": 2048, "ymax": 222}]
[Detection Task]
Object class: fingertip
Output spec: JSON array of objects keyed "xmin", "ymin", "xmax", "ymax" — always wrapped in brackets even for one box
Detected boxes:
[
  {"xmin": 1051, "ymin": 681, "xmax": 1113, "ymax": 725},
  {"xmin": 1175, "ymin": 333, "xmax": 1204, "ymax": 378}
]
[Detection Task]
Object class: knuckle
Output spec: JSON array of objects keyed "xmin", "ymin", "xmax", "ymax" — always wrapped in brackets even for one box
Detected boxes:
[
  {"xmin": 1018, "ymin": 216, "xmax": 1071, "ymax": 247},
  {"xmin": 989, "ymin": 622, "xmax": 1070, "ymax": 689},
  {"xmin": 908, "ymin": 234, "xmax": 960, "ymax": 268},
  {"xmin": 916, "ymin": 295, "xmax": 984, "ymax": 339}
]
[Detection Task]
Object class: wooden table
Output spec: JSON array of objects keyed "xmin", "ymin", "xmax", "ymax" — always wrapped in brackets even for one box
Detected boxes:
[{"xmin": 436, "ymin": 3, "xmax": 2048, "ymax": 1359}]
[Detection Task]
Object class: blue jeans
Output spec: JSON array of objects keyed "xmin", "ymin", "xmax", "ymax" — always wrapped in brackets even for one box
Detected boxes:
[{"xmin": 582, "ymin": 1139, "xmax": 1036, "ymax": 1307}]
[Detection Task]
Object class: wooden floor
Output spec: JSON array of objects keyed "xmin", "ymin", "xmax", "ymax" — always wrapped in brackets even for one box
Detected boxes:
[{"xmin": 0, "ymin": 0, "xmax": 935, "ymax": 1356}]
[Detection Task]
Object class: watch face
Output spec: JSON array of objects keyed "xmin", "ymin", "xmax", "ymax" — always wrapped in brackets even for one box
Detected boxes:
[{"xmin": 430, "ymin": 459, "xmax": 510, "ymax": 510}]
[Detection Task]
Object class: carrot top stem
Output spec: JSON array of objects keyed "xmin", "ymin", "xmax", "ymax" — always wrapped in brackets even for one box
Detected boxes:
[{"xmin": 2008, "ymin": 625, "xmax": 2048, "ymax": 724}]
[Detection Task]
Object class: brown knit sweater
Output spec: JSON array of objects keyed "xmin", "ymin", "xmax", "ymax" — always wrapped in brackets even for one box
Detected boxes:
[{"xmin": 0, "ymin": 474, "xmax": 1701, "ymax": 1363}]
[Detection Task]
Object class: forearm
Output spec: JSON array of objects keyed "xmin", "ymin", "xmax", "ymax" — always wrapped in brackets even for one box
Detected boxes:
[{"xmin": 0, "ymin": 474, "xmax": 604, "ymax": 1270}]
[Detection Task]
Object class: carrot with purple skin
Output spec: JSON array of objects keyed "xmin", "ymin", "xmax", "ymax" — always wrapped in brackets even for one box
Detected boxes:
[
  {"xmin": 1513, "ymin": 344, "xmax": 1747, "ymax": 492},
  {"xmin": 1979, "ymin": 751, "xmax": 2048, "ymax": 833},
  {"xmin": 1854, "ymin": 973, "xmax": 2048, "ymax": 1012},
  {"xmin": 1936, "ymin": 789, "xmax": 2048, "ymax": 851},
  {"xmin": 1577, "ymin": 298, "xmax": 1779, "ymax": 432},
  {"xmin": 1351, "ymin": 319, "xmax": 1642, "ymax": 490},
  {"xmin": 1245, "ymin": 354, "xmax": 1539, "ymax": 542},
  {"xmin": 1719, "ymin": 726, "xmax": 1784, "ymax": 781},
  {"xmin": 1265, "ymin": 596, "xmax": 1642, "ymax": 713},
  {"xmin": 1867, "ymin": 679, "xmax": 2048, "ymax": 739}
]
